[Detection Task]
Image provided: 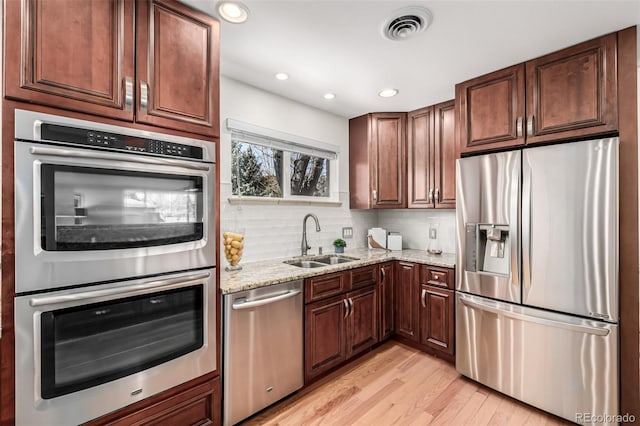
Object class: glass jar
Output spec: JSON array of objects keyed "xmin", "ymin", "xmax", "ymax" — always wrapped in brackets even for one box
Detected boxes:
[{"xmin": 223, "ymin": 228, "xmax": 245, "ymax": 271}]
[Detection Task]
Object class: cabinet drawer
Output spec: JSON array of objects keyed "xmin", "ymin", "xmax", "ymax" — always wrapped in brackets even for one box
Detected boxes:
[
  {"xmin": 305, "ymin": 272, "xmax": 348, "ymax": 303},
  {"xmin": 421, "ymin": 266, "xmax": 454, "ymax": 289},
  {"xmin": 350, "ymin": 265, "xmax": 378, "ymax": 290}
]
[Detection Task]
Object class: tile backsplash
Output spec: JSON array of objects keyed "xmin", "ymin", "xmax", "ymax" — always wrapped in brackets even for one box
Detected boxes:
[
  {"xmin": 220, "ymin": 184, "xmax": 378, "ymax": 263},
  {"xmin": 377, "ymin": 209, "xmax": 457, "ymax": 254}
]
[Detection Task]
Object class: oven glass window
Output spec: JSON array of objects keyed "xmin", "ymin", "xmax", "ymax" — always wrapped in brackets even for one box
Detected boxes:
[
  {"xmin": 40, "ymin": 285, "xmax": 204, "ymax": 399},
  {"xmin": 40, "ymin": 165, "xmax": 204, "ymax": 250}
]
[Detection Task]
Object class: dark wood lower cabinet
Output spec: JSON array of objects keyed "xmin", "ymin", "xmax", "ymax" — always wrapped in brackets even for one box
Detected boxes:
[
  {"xmin": 304, "ymin": 268, "xmax": 380, "ymax": 382},
  {"xmin": 419, "ymin": 285, "xmax": 455, "ymax": 357},
  {"xmin": 379, "ymin": 262, "xmax": 395, "ymax": 341},
  {"xmin": 304, "ymin": 295, "xmax": 348, "ymax": 380},
  {"xmin": 346, "ymin": 286, "xmax": 378, "ymax": 358},
  {"xmin": 395, "ymin": 262, "xmax": 419, "ymax": 341},
  {"xmin": 85, "ymin": 375, "xmax": 220, "ymax": 426}
]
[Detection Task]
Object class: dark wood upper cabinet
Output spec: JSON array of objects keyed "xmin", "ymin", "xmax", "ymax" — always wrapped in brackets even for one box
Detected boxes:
[
  {"xmin": 525, "ymin": 33, "xmax": 618, "ymax": 145},
  {"xmin": 457, "ymin": 32, "xmax": 618, "ymax": 155},
  {"xmin": 407, "ymin": 100, "xmax": 456, "ymax": 209},
  {"xmin": 456, "ymin": 64, "xmax": 526, "ymax": 154},
  {"xmin": 136, "ymin": 0, "xmax": 219, "ymax": 137},
  {"xmin": 433, "ymin": 100, "xmax": 456, "ymax": 208},
  {"xmin": 407, "ymin": 106, "xmax": 435, "ymax": 208},
  {"xmin": 4, "ymin": 0, "xmax": 135, "ymax": 121},
  {"xmin": 349, "ymin": 113, "xmax": 406, "ymax": 209},
  {"xmin": 5, "ymin": 0, "xmax": 219, "ymax": 137}
]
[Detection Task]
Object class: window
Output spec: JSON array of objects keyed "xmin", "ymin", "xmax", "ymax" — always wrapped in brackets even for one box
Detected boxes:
[{"xmin": 228, "ymin": 119, "xmax": 338, "ymax": 201}]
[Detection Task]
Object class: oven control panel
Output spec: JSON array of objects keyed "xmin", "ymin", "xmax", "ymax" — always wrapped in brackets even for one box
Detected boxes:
[{"xmin": 40, "ymin": 124, "xmax": 204, "ymax": 160}]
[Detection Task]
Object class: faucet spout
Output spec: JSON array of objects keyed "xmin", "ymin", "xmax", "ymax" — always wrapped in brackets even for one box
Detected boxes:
[{"xmin": 301, "ymin": 213, "xmax": 321, "ymax": 256}]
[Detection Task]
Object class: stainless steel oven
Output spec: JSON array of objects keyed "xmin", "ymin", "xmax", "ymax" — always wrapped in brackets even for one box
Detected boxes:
[
  {"xmin": 14, "ymin": 109, "xmax": 216, "ymax": 293},
  {"xmin": 15, "ymin": 268, "xmax": 217, "ymax": 426}
]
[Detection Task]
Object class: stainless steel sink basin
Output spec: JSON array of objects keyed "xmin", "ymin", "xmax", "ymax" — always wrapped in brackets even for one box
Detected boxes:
[
  {"xmin": 285, "ymin": 260, "xmax": 326, "ymax": 268},
  {"xmin": 284, "ymin": 255, "xmax": 359, "ymax": 268},
  {"xmin": 314, "ymin": 255, "xmax": 359, "ymax": 265}
]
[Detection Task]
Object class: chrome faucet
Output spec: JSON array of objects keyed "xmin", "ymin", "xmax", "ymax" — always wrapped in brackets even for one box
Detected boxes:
[{"xmin": 301, "ymin": 213, "xmax": 321, "ymax": 256}]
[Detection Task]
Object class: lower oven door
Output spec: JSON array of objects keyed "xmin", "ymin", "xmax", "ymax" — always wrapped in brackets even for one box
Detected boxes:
[{"xmin": 15, "ymin": 268, "xmax": 216, "ymax": 426}]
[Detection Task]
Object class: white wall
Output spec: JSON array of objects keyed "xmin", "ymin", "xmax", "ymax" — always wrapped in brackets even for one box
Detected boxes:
[
  {"xmin": 378, "ymin": 209, "xmax": 457, "ymax": 254},
  {"xmin": 219, "ymin": 76, "xmax": 377, "ymax": 262}
]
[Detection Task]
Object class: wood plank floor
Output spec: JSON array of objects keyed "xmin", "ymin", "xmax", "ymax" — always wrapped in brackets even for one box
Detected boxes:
[{"xmin": 243, "ymin": 341, "xmax": 570, "ymax": 425}]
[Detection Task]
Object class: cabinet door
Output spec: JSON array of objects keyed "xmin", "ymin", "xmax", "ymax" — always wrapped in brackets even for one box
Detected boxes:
[
  {"xmin": 346, "ymin": 286, "xmax": 379, "ymax": 358},
  {"xmin": 395, "ymin": 262, "xmax": 419, "ymax": 341},
  {"xmin": 305, "ymin": 295, "xmax": 347, "ymax": 381},
  {"xmin": 379, "ymin": 262, "xmax": 395, "ymax": 341},
  {"xmin": 136, "ymin": 0, "xmax": 220, "ymax": 137},
  {"xmin": 433, "ymin": 100, "xmax": 456, "ymax": 209},
  {"xmin": 407, "ymin": 107, "xmax": 435, "ymax": 208},
  {"xmin": 370, "ymin": 113, "xmax": 407, "ymax": 208},
  {"xmin": 420, "ymin": 285, "xmax": 454, "ymax": 356},
  {"xmin": 456, "ymin": 64, "xmax": 526, "ymax": 155},
  {"xmin": 4, "ymin": 0, "xmax": 135, "ymax": 121},
  {"xmin": 525, "ymin": 33, "xmax": 618, "ymax": 145}
]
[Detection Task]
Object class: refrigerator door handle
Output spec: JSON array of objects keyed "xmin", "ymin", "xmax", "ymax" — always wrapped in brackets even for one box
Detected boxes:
[
  {"xmin": 509, "ymin": 154, "xmax": 520, "ymax": 288},
  {"xmin": 459, "ymin": 296, "xmax": 610, "ymax": 336},
  {"xmin": 522, "ymin": 158, "xmax": 532, "ymax": 289}
]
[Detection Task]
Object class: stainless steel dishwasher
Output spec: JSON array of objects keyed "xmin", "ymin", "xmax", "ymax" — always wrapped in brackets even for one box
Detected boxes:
[{"xmin": 223, "ymin": 280, "xmax": 303, "ymax": 426}]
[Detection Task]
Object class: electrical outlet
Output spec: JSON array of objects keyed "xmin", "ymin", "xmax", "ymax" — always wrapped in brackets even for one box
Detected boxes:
[
  {"xmin": 429, "ymin": 228, "xmax": 437, "ymax": 239},
  {"xmin": 342, "ymin": 227, "xmax": 353, "ymax": 239}
]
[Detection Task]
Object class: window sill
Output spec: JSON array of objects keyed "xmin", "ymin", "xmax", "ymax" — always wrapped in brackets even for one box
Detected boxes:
[{"xmin": 227, "ymin": 196, "xmax": 342, "ymax": 207}]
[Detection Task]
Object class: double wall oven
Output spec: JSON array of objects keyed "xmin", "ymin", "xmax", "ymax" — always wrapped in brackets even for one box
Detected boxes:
[{"xmin": 13, "ymin": 110, "xmax": 217, "ymax": 425}]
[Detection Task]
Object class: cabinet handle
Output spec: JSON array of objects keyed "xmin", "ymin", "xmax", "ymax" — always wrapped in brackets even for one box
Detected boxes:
[
  {"xmin": 140, "ymin": 80, "xmax": 149, "ymax": 112},
  {"xmin": 516, "ymin": 116, "xmax": 523, "ymax": 138},
  {"xmin": 348, "ymin": 298, "xmax": 353, "ymax": 317},
  {"xmin": 124, "ymin": 77, "xmax": 133, "ymax": 111},
  {"xmin": 421, "ymin": 288, "xmax": 427, "ymax": 308},
  {"xmin": 343, "ymin": 299, "xmax": 349, "ymax": 319},
  {"xmin": 434, "ymin": 188, "xmax": 440, "ymax": 203},
  {"xmin": 428, "ymin": 188, "xmax": 434, "ymax": 203},
  {"xmin": 381, "ymin": 267, "xmax": 386, "ymax": 283},
  {"xmin": 372, "ymin": 189, "xmax": 377, "ymax": 202},
  {"xmin": 527, "ymin": 115, "xmax": 534, "ymax": 136}
]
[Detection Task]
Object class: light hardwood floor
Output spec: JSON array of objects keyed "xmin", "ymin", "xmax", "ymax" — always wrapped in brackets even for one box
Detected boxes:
[{"xmin": 244, "ymin": 341, "xmax": 570, "ymax": 425}]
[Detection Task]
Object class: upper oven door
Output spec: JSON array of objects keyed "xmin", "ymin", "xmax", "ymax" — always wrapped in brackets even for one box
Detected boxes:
[{"xmin": 15, "ymin": 142, "xmax": 215, "ymax": 293}]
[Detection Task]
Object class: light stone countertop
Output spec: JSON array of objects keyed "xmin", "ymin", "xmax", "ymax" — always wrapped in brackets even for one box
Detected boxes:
[{"xmin": 220, "ymin": 248, "xmax": 456, "ymax": 294}]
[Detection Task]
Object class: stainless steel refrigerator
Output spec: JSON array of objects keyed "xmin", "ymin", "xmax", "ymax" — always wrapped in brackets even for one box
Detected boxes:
[{"xmin": 456, "ymin": 138, "xmax": 619, "ymax": 424}]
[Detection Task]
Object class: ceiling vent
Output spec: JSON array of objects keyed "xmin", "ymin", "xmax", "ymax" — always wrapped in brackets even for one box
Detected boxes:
[{"xmin": 382, "ymin": 7, "xmax": 433, "ymax": 41}]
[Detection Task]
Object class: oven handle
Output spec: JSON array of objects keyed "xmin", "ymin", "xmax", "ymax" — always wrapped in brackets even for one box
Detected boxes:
[
  {"xmin": 29, "ymin": 146, "xmax": 211, "ymax": 171},
  {"xmin": 29, "ymin": 272, "xmax": 211, "ymax": 307}
]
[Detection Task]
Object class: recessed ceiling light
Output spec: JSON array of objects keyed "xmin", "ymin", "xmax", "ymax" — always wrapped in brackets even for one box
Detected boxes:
[
  {"xmin": 275, "ymin": 72, "xmax": 289, "ymax": 81},
  {"xmin": 323, "ymin": 93, "xmax": 336, "ymax": 100},
  {"xmin": 216, "ymin": 1, "xmax": 249, "ymax": 24},
  {"xmin": 378, "ymin": 88, "xmax": 399, "ymax": 98}
]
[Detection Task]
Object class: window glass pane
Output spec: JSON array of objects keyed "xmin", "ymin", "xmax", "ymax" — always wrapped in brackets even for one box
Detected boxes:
[
  {"xmin": 232, "ymin": 141, "xmax": 283, "ymax": 197},
  {"xmin": 290, "ymin": 153, "xmax": 330, "ymax": 197}
]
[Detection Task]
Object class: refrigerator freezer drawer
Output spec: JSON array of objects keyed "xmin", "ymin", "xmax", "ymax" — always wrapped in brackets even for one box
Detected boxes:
[
  {"xmin": 223, "ymin": 280, "xmax": 304, "ymax": 426},
  {"xmin": 456, "ymin": 293, "xmax": 618, "ymax": 425}
]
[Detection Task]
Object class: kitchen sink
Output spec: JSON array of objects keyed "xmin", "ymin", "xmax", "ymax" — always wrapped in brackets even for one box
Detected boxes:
[
  {"xmin": 314, "ymin": 255, "xmax": 359, "ymax": 265},
  {"xmin": 285, "ymin": 260, "xmax": 326, "ymax": 268},
  {"xmin": 284, "ymin": 255, "xmax": 359, "ymax": 268}
]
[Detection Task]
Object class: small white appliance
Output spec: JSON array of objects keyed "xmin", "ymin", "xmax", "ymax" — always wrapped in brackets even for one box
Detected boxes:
[
  {"xmin": 367, "ymin": 227, "xmax": 387, "ymax": 249},
  {"xmin": 387, "ymin": 232, "xmax": 402, "ymax": 251}
]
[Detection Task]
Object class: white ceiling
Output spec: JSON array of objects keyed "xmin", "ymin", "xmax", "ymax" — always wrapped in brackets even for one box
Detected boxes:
[{"xmin": 182, "ymin": 0, "xmax": 640, "ymax": 118}]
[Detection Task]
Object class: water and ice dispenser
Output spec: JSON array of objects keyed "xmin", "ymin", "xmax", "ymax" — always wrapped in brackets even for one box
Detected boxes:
[{"xmin": 464, "ymin": 223, "xmax": 510, "ymax": 276}]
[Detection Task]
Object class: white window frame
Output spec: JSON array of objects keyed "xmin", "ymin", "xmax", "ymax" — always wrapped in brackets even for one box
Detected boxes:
[{"xmin": 227, "ymin": 119, "xmax": 340, "ymax": 203}]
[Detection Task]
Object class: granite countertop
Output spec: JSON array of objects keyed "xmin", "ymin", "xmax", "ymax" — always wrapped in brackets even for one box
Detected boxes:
[{"xmin": 220, "ymin": 248, "xmax": 456, "ymax": 294}]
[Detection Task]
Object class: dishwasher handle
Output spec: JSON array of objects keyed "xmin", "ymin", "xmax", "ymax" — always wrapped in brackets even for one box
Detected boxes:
[{"xmin": 232, "ymin": 289, "xmax": 301, "ymax": 310}]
